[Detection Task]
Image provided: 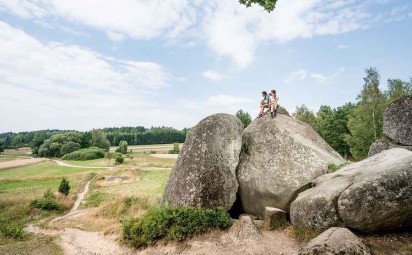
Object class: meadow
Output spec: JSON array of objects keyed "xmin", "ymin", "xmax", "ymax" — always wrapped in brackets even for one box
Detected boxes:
[{"xmin": 0, "ymin": 144, "xmax": 176, "ymax": 254}]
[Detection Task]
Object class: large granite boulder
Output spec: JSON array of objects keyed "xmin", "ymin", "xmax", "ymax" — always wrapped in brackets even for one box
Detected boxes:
[
  {"xmin": 290, "ymin": 148, "xmax": 412, "ymax": 232},
  {"xmin": 162, "ymin": 113, "xmax": 243, "ymax": 210},
  {"xmin": 384, "ymin": 96, "xmax": 412, "ymax": 146},
  {"xmin": 368, "ymin": 136, "xmax": 412, "ymax": 157},
  {"xmin": 299, "ymin": 227, "xmax": 371, "ymax": 255},
  {"xmin": 237, "ymin": 114, "xmax": 344, "ymax": 218}
]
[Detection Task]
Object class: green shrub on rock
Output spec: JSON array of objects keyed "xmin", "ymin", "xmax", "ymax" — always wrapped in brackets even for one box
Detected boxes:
[
  {"xmin": 61, "ymin": 147, "xmax": 105, "ymax": 161},
  {"xmin": 123, "ymin": 207, "xmax": 232, "ymax": 248}
]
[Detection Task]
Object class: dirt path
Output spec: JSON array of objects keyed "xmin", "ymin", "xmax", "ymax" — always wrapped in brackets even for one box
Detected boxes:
[
  {"xmin": 54, "ymin": 160, "xmax": 112, "ymax": 169},
  {"xmin": 27, "ymin": 180, "xmax": 131, "ymax": 255},
  {"xmin": 0, "ymin": 157, "xmax": 49, "ymax": 170}
]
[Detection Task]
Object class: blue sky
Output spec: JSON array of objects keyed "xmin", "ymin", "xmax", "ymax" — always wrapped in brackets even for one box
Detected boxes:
[{"xmin": 0, "ymin": 0, "xmax": 411, "ymax": 132}]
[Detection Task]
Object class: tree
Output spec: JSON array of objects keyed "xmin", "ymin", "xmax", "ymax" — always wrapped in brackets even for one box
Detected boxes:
[
  {"xmin": 345, "ymin": 67, "xmax": 386, "ymax": 160},
  {"xmin": 58, "ymin": 177, "xmax": 70, "ymax": 196},
  {"xmin": 293, "ymin": 105, "xmax": 317, "ymax": 128},
  {"xmin": 239, "ymin": 0, "xmax": 278, "ymax": 12},
  {"xmin": 385, "ymin": 79, "xmax": 412, "ymax": 103},
  {"xmin": 60, "ymin": 142, "xmax": 81, "ymax": 156},
  {"xmin": 30, "ymin": 132, "xmax": 46, "ymax": 155},
  {"xmin": 91, "ymin": 129, "xmax": 111, "ymax": 152},
  {"xmin": 169, "ymin": 143, "xmax": 180, "ymax": 154},
  {"xmin": 236, "ymin": 109, "xmax": 252, "ymax": 128},
  {"xmin": 0, "ymin": 144, "xmax": 4, "ymax": 154},
  {"xmin": 116, "ymin": 141, "xmax": 128, "ymax": 154}
]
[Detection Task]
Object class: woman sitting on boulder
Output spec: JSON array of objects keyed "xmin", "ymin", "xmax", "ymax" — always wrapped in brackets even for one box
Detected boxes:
[
  {"xmin": 270, "ymin": 89, "xmax": 279, "ymax": 118},
  {"xmin": 258, "ymin": 91, "xmax": 270, "ymax": 117}
]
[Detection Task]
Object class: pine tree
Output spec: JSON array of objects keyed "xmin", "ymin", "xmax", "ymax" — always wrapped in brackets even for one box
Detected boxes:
[{"xmin": 58, "ymin": 177, "xmax": 70, "ymax": 196}]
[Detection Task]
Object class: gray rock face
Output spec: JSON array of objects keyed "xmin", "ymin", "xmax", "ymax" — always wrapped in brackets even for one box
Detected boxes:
[
  {"xmin": 290, "ymin": 148, "xmax": 412, "ymax": 232},
  {"xmin": 162, "ymin": 113, "xmax": 243, "ymax": 210},
  {"xmin": 368, "ymin": 137, "xmax": 412, "ymax": 157},
  {"xmin": 299, "ymin": 227, "xmax": 371, "ymax": 255},
  {"xmin": 384, "ymin": 96, "xmax": 412, "ymax": 146},
  {"xmin": 230, "ymin": 215, "xmax": 262, "ymax": 242},
  {"xmin": 263, "ymin": 207, "xmax": 288, "ymax": 230},
  {"xmin": 237, "ymin": 114, "xmax": 344, "ymax": 218}
]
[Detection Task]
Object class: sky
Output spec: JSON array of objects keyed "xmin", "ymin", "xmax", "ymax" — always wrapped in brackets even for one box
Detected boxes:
[{"xmin": 0, "ymin": 0, "xmax": 411, "ymax": 132}]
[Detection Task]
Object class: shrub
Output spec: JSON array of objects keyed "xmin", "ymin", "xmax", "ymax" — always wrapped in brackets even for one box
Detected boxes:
[
  {"xmin": 149, "ymin": 150, "xmax": 156, "ymax": 154},
  {"xmin": 30, "ymin": 189, "xmax": 62, "ymax": 211},
  {"xmin": 123, "ymin": 207, "xmax": 232, "ymax": 248},
  {"xmin": 116, "ymin": 141, "xmax": 128, "ymax": 154},
  {"xmin": 168, "ymin": 143, "xmax": 180, "ymax": 154},
  {"xmin": 62, "ymin": 147, "xmax": 105, "ymax": 161},
  {"xmin": 60, "ymin": 141, "xmax": 81, "ymax": 156},
  {"xmin": 114, "ymin": 153, "xmax": 124, "ymax": 164},
  {"xmin": 0, "ymin": 218, "xmax": 25, "ymax": 239},
  {"xmin": 58, "ymin": 177, "xmax": 70, "ymax": 196}
]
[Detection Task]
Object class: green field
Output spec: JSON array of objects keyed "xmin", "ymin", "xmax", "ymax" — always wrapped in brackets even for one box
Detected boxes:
[{"xmin": 0, "ymin": 144, "xmax": 176, "ymax": 253}]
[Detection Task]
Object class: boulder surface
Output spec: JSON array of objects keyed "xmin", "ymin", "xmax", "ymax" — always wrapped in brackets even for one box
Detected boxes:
[
  {"xmin": 368, "ymin": 136, "xmax": 412, "ymax": 157},
  {"xmin": 299, "ymin": 227, "xmax": 371, "ymax": 255},
  {"xmin": 237, "ymin": 114, "xmax": 344, "ymax": 218},
  {"xmin": 162, "ymin": 113, "xmax": 243, "ymax": 210},
  {"xmin": 291, "ymin": 148, "xmax": 412, "ymax": 232},
  {"xmin": 383, "ymin": 96, "xmax": 412, "ymax": 146}
]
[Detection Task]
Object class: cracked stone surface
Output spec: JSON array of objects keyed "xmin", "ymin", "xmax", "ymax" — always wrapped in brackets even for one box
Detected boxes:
[
  {"xmin": 162, "ymin": 113, "xmax": 243, "ymax": 210},
  {"xmin": 384, "ymin": 95, "xmax": 412, "ymax": 146},
  {"xmin": 299, "ymin": 227, "xmax": 371, "ymax": 255},
  {"xmin": 237, "ymin": 113, "xmax": 344, "ymax": 218},
  {"xmin": 290, "ymin": 148, "xmax": 412, "ymax": 232}
]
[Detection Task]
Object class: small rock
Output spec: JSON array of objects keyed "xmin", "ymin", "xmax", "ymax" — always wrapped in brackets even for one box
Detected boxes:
[
  {"xmin": 264, "ymin": 207, "xmax": 288, "ymax": 230},
  {"xmin": 230, "ymin": 215, "xmax": 262, "ymax": 242},
  {"xmin": 299, "ymin": 227, "xmax": 371, "ymax": 255}
]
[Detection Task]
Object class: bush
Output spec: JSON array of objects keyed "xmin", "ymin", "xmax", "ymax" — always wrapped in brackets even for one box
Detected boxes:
[
  {"xmin": 62, "ymin": 147, "xmax": 105, "ymax": 161},
  {"xmin": 116, "ymin": 141, "xmax": 128, "ymax": 154},
  {"xmin": 60, "ymin": 141, "xmax": 81, "ymax": 156},
  {"xmin": 58, "ymin": 177, "xmax": 70, "ymax": 196},
  {"xmin": 168, "ymin": 143, "xmax": 180, "ymax": 154},
  {"xmin": 114, "ymin": 153, "xmax": 124, "ymax": 164},
  {"xmin": 0, "ymin": 218, "xmax": 25, "ymax": 239},
  {"xmin": 123, "ymin": 207, "xmax": 232, "ymax": 248},
  {"xmin": 30, "ymin": 189, "xmax": 62, "ymax": 211}
]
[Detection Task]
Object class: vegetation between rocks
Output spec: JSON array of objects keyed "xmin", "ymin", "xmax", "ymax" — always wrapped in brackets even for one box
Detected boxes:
[{"xmin": 122, "ymin": 207, "xmax": 232, "ymax": 248}]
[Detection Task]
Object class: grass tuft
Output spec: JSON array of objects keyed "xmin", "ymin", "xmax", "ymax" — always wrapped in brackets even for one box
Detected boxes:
[{"xmin": 123, "ymin": 207, "xmax": 232, "ymax": 248}]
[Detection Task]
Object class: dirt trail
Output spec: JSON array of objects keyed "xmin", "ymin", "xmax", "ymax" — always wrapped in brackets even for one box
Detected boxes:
[
  {"xmin": 27, "ymin": 180, "xmax": 132, "ymax": 255},
  {"xmin": 0, "ymin": 157, "xmax": 48, "ymax": 170},
  {"xmin": 54, "ymin": 160, "xmax": 112, "ymax": 169}
]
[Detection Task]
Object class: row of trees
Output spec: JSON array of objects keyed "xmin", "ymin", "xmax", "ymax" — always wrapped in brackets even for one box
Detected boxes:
[
  {"xmin": 294, "ymin": 67, "xmax": 412, "ymax": 160},
  {"xmin": 0, "ymin": 127, "xmax": 188, "ymax": 150}
]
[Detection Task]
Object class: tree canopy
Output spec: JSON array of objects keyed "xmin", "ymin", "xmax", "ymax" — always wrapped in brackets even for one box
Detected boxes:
[{"xmin": 239, "ymin": 0, "xmax": 278, "ymax": 12}]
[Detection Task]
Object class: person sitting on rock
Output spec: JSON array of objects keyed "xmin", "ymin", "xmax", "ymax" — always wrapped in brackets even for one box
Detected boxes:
[
  {"xmin": 258, "ymin": 91, "xmax": 270, "ymax": 117},
  {"xmin": 270, "ymin": 89, "xmax": 279, "ymax": 118}
]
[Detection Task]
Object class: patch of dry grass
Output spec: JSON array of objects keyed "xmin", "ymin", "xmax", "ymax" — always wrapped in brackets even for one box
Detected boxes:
[
  {"xmin": 0, "ymin": 234, "xmax": 63, "ymax": 255},
  {"xmin": 285, "ymin": 225, "xmax": 322, "ymax": 243}
]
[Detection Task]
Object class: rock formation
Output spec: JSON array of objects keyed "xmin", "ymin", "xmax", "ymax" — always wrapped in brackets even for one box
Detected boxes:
[
  {"xmin": 369, "ymin": 96, "xmax": 412, "ymax": 156},
  {"xmin": 162, "ymin": 113, "xmax": 243, "ymax": 210},
  {"xmin": 237, "ymin": 113, "xmax": 344, "ymax": 218},
  {"xmin": 299, "ymin": 227, "xmax": 371, "ymax": 255},
  {"xmin": 290, "ymin": 148, "xmax": 412, "ymax": 232}
]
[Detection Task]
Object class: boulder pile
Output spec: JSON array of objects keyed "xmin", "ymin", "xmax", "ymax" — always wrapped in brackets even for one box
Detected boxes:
[{"xmin": 369, "ymin": 96, "xmax": 412, "ymax": 156}]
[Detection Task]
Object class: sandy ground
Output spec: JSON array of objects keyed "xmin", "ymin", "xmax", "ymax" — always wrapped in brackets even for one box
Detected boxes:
[
  {"xmin": 0, "ymin": 157, "xmax": 48, "ymax": 170},
  {"xmin": 54, "ymin": 160, "xmax": 112, "ymax": 169},
  {"xmin": 150, "ymin": 154, "xmax": 179, "ymax": 159}
]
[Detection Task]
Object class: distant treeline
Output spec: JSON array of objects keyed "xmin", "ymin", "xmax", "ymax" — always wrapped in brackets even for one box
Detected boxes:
[{"xmin": 0, "ymin": 126, "xmax": 189, "ymax": 150}]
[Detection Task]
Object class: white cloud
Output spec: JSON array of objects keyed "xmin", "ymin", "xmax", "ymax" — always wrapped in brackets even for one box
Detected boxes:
[
  {"xmin": 0, "ymin": 0, "xmax": 408, "ymax": 68},
  {"xmin": 285, "ymin": 69, "xmax": 308, "ymax": 83},
  {"xmin": 0, "ymin": 21, "xmax": 171, "ymax": 132},
  {"xmin": 202, "ymin": 70, "xmax": 225, "ymax": 81},
  {"xmin": 285, "ymin": 67, "xmax": 345, "ymax": 84},
  {"xmin": 310, "ymin": 67, "xmax": 345, "ymax": 83}
]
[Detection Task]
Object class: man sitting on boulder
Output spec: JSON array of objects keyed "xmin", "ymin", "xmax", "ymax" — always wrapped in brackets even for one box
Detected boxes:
[{"xmin": 258, "ymin": 91, "xmax": 270, "ymax": 117}]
